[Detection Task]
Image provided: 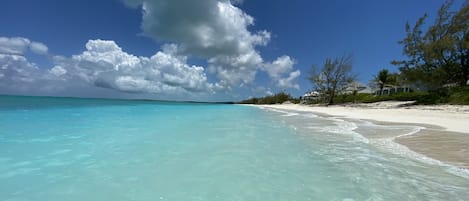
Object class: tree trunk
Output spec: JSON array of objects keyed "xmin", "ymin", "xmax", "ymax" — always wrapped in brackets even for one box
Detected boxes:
[
  {"xmin": 463, "ymin": 66, "xmax": 469, "ymax": 86},
  {"xmin": 461, "ymin": 52, "xmax": 469, "ymax": 86},
  {"xmin": 379, "ymin": 84, "xmax": 384, "ymax": 96},
  {"xmin": 328, "ymin": 89, "xmax": 335, "ymax": 105}
]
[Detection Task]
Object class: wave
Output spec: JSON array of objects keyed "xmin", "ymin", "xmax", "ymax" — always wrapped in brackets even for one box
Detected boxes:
[
  {"xmin": 260, "ymin": 107, "xmax": 299, "ymax": 117},
  {"xmin": 261, "ymin": 106, "xmax": 469, "ymax": 179}
]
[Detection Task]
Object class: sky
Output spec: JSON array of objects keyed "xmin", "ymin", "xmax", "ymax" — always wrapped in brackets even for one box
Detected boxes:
[{"xmin": 0, "ymin": 0, "xmax": 465, "ymax": 101}]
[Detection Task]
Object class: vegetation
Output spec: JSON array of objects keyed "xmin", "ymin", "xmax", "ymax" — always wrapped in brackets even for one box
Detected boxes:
[
  {"xmin": 303, "ymin": 1, "xmax": 469, "ymax": 105},
  {"xmin": 448, "ymin": 87, "xmax": 469, "ymax": 104},
  {"xmin": 416, "ymin": 87, "xmax": 469, "ymax": 104},
  {"xmin": 308, "ymin": 54, "xmax": 356, "ymax": 105},
  {"xmin": 242, "ymin": 1, "xmax": 468, "ymax": 106},
  {"xmin": 392, "ymin": 0, "xmax": 469, "ymax": 89},
  {"xmin": 372, "ymin": 69, "xmax": 399, "ymax": 96},
  {"xmin": 376, "ymin": 69, "xmax": 390, "ymax": 95},
  {"xmin": 305, "ymin": 92, "xmax": 426, "ymax": 105},
  {"xmin": 304, "ymin": 87, "xmax": 469, "ymax": 105},
  {"xmin": 239, "ymin": 92, "xmax": 299, "ymax": 104}
]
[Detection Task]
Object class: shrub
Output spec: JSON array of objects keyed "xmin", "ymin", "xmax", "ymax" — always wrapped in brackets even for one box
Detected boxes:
[
  {"xmin": 414, "ymin": 87, "xmax": 469, "ymax": 105},
  {"xmin": 318, "ymin": 92, "xmax": 430, "ymax": 104},
  {"xmin": 448, "ymin": 87, "xmax": 469, "ymax": 105},
  {"xmin": 239, "ymin": 92, "xmax": 298, "ymax": 104}
]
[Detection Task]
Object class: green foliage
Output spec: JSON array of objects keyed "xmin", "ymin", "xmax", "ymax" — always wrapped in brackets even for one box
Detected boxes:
[
  {"xmin": 398, "ymin": 87, "xmax": 469, "ymax": 105},
  {"xmin": 320, "ymin": 87, "xmax": 469, "ymax": 105},
  {"xmin": 415, "ymin": 88, "xmax": 450, "ymax": 104},
  {"xmin": 448, "ymin": 88, "xmax": 469, "ymax": 104},
  {"xmin": 417, "ymin": 86, "xmax": 469, "ymax": 105},
  {"xmin": 377, "ymin": 69, "xmax": 390, "ymax": 86},
  {"xmin": 330, "ymin": 92, "xmax": 428, "ymax": 104},
  {"xmin": 372, "ymin": 69, "xmax": 401, "ymax": 95},
  {"xmin": 365, "ymin": 92, "xmax": 429, "ymax": 103},
  {"xmin": 333, "ymin": 93, "xmax": 371, "ymax": 104},
  {"xmin": 239, "ymin": 92, "xmax": 299, "ymax": 104},
  {"xmin": 393, "ymin": 1, "xmax": 469, "ymax": 89}
]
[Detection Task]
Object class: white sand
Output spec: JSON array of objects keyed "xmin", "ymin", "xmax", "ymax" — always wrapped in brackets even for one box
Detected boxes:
[
  {"xmin": 256, "ymin": 102, "xmax": 469, "ymax": 134},
  {"xmin": 253, "ymin": 102, "xmax": 469, "ymax": 168}
]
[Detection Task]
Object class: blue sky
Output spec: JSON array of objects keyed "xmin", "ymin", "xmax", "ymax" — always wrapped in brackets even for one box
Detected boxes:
[{"xmin": 0, "ymin": 0, "xmax": 464, "ymax": 101}]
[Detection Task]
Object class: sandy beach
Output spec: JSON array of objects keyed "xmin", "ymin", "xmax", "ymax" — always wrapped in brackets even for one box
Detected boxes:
[{"xmin": 255, "ymin": 102, "xmax": 469, "ymax": 169}]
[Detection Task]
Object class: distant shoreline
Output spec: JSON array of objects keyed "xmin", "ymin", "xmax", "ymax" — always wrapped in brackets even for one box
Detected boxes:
[{"xmin": 0, "ymin": 94, "xmax": 235, "ymax": 104}]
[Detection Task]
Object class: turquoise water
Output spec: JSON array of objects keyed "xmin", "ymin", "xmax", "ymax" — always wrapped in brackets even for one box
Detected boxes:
[{"xmin": 1, "ymin": 96, "xmax": 468, "ymax": 201}]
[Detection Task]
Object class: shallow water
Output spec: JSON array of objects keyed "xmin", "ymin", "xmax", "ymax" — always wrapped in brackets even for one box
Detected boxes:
[{"xmin": 1, "ymin": 96, "xmax": 468, "ymax": 201}]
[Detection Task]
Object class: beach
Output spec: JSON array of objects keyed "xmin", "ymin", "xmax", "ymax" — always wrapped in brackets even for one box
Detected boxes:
[{"xmin": 254, "ymin": 102, "xmax": 469, "ymax": 169}]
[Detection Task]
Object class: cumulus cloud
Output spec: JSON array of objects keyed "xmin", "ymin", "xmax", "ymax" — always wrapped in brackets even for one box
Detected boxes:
[
  {"xmin": 278, "ymin": 70, "xmax": 301, "ymax": 90},
  {"xmin": 30, "ymin": 42, "xmax": 48, "ymax": 55},
  {"xmin": 55, "ymin": 39, "xmax": 212, "ymax": 94},
  {"xmin": 207, "ymin": 49, "xmax": 262, "ymax": 87},
  {"xmin": 126, "ymin": 0, "xmax": 269, "ymax": 56},
  {"xmin": 264, "ymin": 55, "xmax": 295, "ymax": 79},
  {"xmin": 0, "ymin": 37, "xmax": 58, "ymax": 93},
  {"xmin": 123, "ymin": 0, "xmax": 295, "ymax": 88},
  {"xmin": 0, "ymin": 36, "xmax": 49, "ymax": 56},
  {"xmin": 50, "ymin": 65, "xmax": 67, "ymax": 77},
  {"xmin": 0, "ymin": 54, "xmax": 66, "ymax": 94},
  {"xmin": 0, "ymin": 54, "xmax": 39, "ymax": 83},
  {"xmin": 1, "ymin": 0, "xmax": 301, "ymax": 99},
  {"xmin": 0, "ymin": 37, "xmax": 214, "ymax": 97},
  {"xmin": 0, "ymin": 37, "xmax": 31, "ymax": 55},
  {"xmin": 263, "ymin": 55, "xmax": 300, "ymax": 89}
]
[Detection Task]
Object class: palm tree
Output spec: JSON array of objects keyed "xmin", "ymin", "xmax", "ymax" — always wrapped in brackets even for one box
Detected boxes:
[{"xmin": 376, "ymin": 69, "xmax": 389, "ymax": 96}]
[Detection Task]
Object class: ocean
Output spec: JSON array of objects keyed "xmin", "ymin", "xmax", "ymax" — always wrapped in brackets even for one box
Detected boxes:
[{"xmin": 1, "ymin": 95, "xmax": 468, "ymax": 201}]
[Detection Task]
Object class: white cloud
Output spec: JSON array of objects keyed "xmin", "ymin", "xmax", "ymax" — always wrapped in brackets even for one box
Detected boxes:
[
  {"xmin": 30, "ymin": 41, "xmax": 48, "ymax": 55},
  {"xmin": 0, "ymin": 36, "xmax": 49, "ymax": 56},
  {"xmin": 124, "ymin": 0, "xmax": 276, "ymax": 88},
  {"xmin": 278, "ymin": 70, "xmax": 301, "ymax": 90},
  {"xmin": 0, "ymin": 54, "xmax": 66, "ymax": 93},
  {"xmin": 124, "ymin": 0, "xmax": 301, "ymax": 91},
  {"xmin": 0, "ymin": 37, "xmax": 69, "ymax": 94},
  {"xmin": 126, "ymin": 0, "xmax": 269, "ymax": 56},
  {"xmin": 263, "ymin": 55, "xmax": 300, "ymax": 89},
  {"xmin": 56, "ymin": 39, "xmax": 212, "ymax": 94},
  {"xmin": 0, "ymin": 54, "xmax": 38, "ymax": 83},
  {"xmin": 207, "ymin": 48, "xmax": 262, "ymax": 87},
  {"xmin": 0, "ymin": 37, "xmax": 31, "ymax": 55},
  {"xmin": 1, "ymin": 0, "xmax": 303, "ymax": 99},
  {"xmin": 50, "ymin": 65, "xmax": 67, "ymax": 77},
  {"xmin": 264, "ymin": 55, "xmax": 295, "ymax": 79},
  {"xmin": 0, "ymin": 37, "xmax": 214, "ymax": 98}
]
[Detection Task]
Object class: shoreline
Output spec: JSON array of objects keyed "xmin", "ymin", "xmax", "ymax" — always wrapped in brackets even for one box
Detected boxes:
[{"xmin": 249, "ymin": 102, "xmax": 469, "ymax": 171}]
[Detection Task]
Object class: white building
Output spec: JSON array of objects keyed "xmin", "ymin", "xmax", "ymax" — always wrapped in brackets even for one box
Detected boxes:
[
  {"xmin": 343, "ymin": 82, "xmax": 373, "ymax": 94},
  {"xmin": 302, "ymin": 91, "xmax": 320, "ymax": 100}
]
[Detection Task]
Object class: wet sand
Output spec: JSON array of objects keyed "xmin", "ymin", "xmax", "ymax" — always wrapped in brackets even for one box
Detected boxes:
[
  {"xmin": 395, "ymin": 129, "xmax": 469, "ymax": 168},
  {"xmin": 355, "ymin": 120, "xmax": 469, "ymax": 168},
  {"xmin": 253, "ymin": 102, "xmax": 469, "ymax": 169}
]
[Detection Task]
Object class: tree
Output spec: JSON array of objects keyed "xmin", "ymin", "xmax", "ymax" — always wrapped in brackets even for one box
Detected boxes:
[
  {"xmin": 376, "ymin": 69, "xmax": 389, "ymax": 95},
  {"xmin": 373, "ymin": 69, "xmax": 399, "ymax": 95},
  {"xmin": 308, "ymin": 55, "xmax": 355, "ymax": 105},
  {"xmin": 392, "ymin": 0, "xmax": 469, "ymax": 89},
  {"xmin": 238, "ymin": 92, "xmax": 294, "ymax": 104}
]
